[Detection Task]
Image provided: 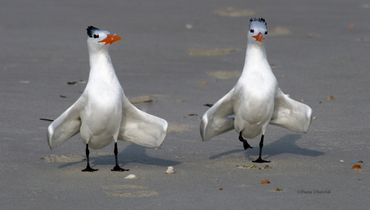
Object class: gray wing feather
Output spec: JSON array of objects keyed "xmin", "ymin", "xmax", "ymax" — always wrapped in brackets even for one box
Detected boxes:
[
  {"xmin": 270, "ymin": 89, "xmax": 312, "ymax": 132},
  {"xmin": 200, "ymin": 89, "xmax": 235, "ymax": 141},
  {"xmin": 118, "ymin": 97, "xmax": 168, "ymax": 148}
]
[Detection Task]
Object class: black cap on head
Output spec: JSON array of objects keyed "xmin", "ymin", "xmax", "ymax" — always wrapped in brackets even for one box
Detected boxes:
[
  {"xmin": 249, "ymin": 17, "xmax": 267, "ymax": 25},
  {"xmin": 87, "ymin": 26, "xmax": 100, "ymax": 37},
  {"xmin": 249, "ymin": 17, "xmax": 266, "ymax": 22}
]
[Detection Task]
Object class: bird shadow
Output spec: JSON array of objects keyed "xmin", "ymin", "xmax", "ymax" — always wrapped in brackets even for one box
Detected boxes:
[
  {"xmin": 95, "ymin": 144, "xmax": 181, "ymax": 167},
  {"xmin": 59, "ymin": 144, "xmax": 180, "ymax": 169},
  {"xmin": 209, "ymin": 134, "xmax": 324, "ymax": 160}
]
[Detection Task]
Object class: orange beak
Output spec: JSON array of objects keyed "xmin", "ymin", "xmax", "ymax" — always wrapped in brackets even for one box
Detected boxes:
[
  {"xmin": 99, "ymin": 34, "xmax": 122, "ymax": 45},
  {"xmin": 252, "ymin": 32, "xmax": 264, "ymax": 42}
]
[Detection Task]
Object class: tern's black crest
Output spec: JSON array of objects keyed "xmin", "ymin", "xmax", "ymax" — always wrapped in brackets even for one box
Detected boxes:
[
  {"xmin": 250, "ymin": 17, "xmax": 266, "ymax": 23},
  {"xmin": 249, "ymin": 17, "xmax": 267, "ymax": 26},
  {"xmin": 249, "ymin": 17, "xmax": 268, "ymax": 31},
  {"xmin": 87, "ymin": 26, "xmax": 100, "ymax": 37}
]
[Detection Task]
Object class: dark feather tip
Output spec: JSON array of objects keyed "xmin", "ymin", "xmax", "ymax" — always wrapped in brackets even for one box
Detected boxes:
[
  {"xmin": 250, "ymin": 17, "xmax": 267, "ymax": 23},
  {"xmin": 87, "ymin": 26, "xmax": 100, "ymax": 37}
]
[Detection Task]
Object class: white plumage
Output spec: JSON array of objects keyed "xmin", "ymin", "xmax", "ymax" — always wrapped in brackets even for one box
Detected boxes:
[
  {"xmin": 200, "ymin": 18, "xmax": 312, "ymax": 162},
  {"xmin": 48, "ymin": 26, "xmax": 168, "ymax": 171}
]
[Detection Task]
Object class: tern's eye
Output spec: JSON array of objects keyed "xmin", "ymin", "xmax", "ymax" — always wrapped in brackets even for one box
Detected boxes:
[
  {"xmin": 250, "ymin": 29, "xmax": 254, "ymax": 33},
  {"xmin": 264, "ymin": 31, "xmax": 268, "ymax": 35},
  {"xmin": 93, "ymin": 34, "xmax": 99, "ymax": 38}
]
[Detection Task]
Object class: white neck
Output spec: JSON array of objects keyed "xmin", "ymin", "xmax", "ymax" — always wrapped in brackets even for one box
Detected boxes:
[
  {"xmin": 241, "ymin": 40, "xmax": 268, "ymax": 76},
  {"xmin": 244, "ymin": 41, "xmax": 267, "ymax": 65},
  {"xmin": 87, "ymin": 48, "xmax": 118, "ymax": 83}
]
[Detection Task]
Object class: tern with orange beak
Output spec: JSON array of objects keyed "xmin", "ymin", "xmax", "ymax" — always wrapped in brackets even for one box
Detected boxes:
[
  {"xmin": 200, "ymin": 18, "xmax": 312, "ymax": 162},
  {"xmin": 47, "ymin": 26, "xmax": 168, "ymax": 172}
]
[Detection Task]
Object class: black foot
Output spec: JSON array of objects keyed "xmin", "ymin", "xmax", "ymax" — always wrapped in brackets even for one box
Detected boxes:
[
  {"xmin": 239, "ymin": 132, "xmax": 252, "ymax": 150},
  {"xmin": 242, "ymin": 142, "xmax": 253, "ymax": 150},
  {"xmin": 111, "ymin": 165, "xmax": 130, "ymax": 172},
  {"xmin": 82, "ymin": 166, "xmax": 98, "ymax": 172},
  {"xmin": 252, "ymin": 157, "xmax": 271, "ymax": 163}
]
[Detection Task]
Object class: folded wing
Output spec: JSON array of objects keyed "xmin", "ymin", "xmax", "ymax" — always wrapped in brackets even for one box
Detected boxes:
[
  {"xmin": 47, "ymin": 97, "xmax": 84, "ymax": 149},
  {"xmin": 118, "ymin": 98, "xmax": 168, "ymax": 148},
  {"xmin": 200, "ymin": 89, "xmax": 235, "ymax": 141},
  {"xmin": 270, "ymin": 89, "xmax": 312, "ymax": 132}
]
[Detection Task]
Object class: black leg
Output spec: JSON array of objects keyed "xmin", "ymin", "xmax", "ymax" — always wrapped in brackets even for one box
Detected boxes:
[
  {"xmin": 253, "ymin": 135, "xmax": 270, "ymax": 163},
  {"xmin": 82, "ymin": 144, "xmax": 98, "ymax": 172},
  {"xmin": 239, "ymin": 132, "xmax": 253, "ymax": 150},
  {"xmin": 111, "ymin": 142, "xmax": 129, "ymax": 172}
]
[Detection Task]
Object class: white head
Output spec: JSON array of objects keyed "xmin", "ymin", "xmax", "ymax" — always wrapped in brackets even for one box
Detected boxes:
[
  {"xmin": 248, "ymin": 18, "xmax": 268, "ymax": 44},
  {"xmin": 86, "ymin": 26, "xmax": 122, "ymax": 52}
]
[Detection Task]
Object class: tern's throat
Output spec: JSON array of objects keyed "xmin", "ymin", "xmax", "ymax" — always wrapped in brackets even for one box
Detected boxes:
[
  {"xmin": 244, "ymin": 41, "xmax": 267, "ymax": 65},
  {"xmin": 88, "ymin": 49, "xmax": 118, "ymax": 83},
  {"xmin": 89, "ymin": 49, "xmax": 112, "ymax": 69},
  {"xmin": 239, "ymin": 41, "xmax": 270, "ymax": 79}
]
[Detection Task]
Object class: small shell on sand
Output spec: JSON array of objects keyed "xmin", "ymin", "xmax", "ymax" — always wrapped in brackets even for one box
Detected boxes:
[
  {"xmin": 166, "ymin": 166, "xmax": 175, "ymax": 174},
  {"xmin": 352, "ymin": 163, "xmax": 362, "ymax": 170},
  {"xmin": 260, "ymin": 179, "xmax": 271, "ymax": 185},
  {"xmin": 124, "ymin": 174, "xmax": 137, "ymax": 179}
]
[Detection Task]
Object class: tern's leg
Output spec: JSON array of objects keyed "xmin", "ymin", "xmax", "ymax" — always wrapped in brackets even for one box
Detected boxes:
[
  {"xmin": 82, "ymin": 144, "xmax": 98, "ymax": 172},
  {"xmin": 111, "ymin": 142, "xmax": 129, "ymax": 172},
  {"xmin": 253, "ymin": 135, "xmax": 270, "ymax": 163},
  {"xmin": 239, "ymin": 132, "xmax": 253, "ymax": 150}
]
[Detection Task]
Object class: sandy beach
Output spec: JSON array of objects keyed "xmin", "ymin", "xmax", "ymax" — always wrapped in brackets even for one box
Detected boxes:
[{"xmin": 1, "ymin": 0, "xmax": 369, "ymax": 209}]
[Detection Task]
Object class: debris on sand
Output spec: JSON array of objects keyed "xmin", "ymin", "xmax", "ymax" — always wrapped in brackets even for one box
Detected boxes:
[
  {"xmin": 67, "ymin": 81, "xmax": 77, "ymax": 85},
  {"xmin": 237, "ymin": 164, "xmax": 257, "ymax": 169},
  {"xmin": 124, "ymin": 174, "xmax": 137, "ymax": 179},
  {"xmin": 273, "ymin": 187, "xmax": 283, "ymax": 192},
  {"xmin": 236, "ymin": 164, "xmax": 272, "ymax": 170},
  {"xmin": 263, "ymin": 165, "xmax": 272, "ymax": 170},
  {"xmin": 326, "ymin": 95, "xmax": 336, "ymax": 101},
  {"xmin": 165, "ymin": 166, "xmax": 176, "ymax": 174},
  {"xmin": 187, "ymin": 113, "xmax": 198, "ymax": 117},
  {"xmin": 260, "ymin": 179, "xmax": 271, "ymax": 185},
  {"xmin": 352, "ymin": 162, "xmax": 362, "ymax": 170},
  {"xmin": 40, "ymin": 118, "xmax": 54, "ymax": 122},
  {"xmin": 67, "ymin": 80, "xmax": 86, "ymax": 85},
  {"xmin": 214, "ymin": 7, "xmax": 255, "ymax": 17},
  {"xmin": 203, "ymin": 103, "xmax": 213, "ymax": 107},
  {"xmin": 129, "ymin": 95, "xmax": 155, "ymax": 104}
]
